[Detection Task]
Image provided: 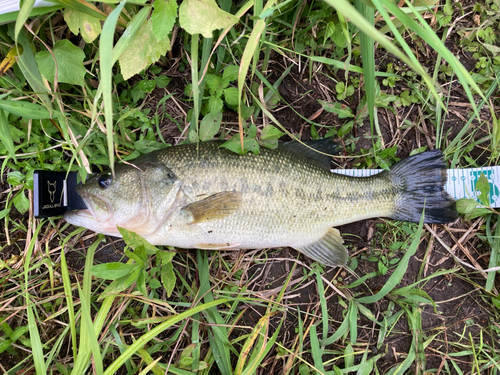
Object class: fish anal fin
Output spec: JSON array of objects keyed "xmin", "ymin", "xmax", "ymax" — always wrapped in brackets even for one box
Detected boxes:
[
  {"xmin": 294, "ymin": 228, "xmax": 347, "ymax": 267},
  {"xmin": 182, "ymin": 191, "xmax": 242, "ymax": 224}
]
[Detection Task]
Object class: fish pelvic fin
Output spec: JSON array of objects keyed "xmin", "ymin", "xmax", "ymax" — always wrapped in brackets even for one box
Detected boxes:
[
  {"xmin": 294, "ymin": 228, "xmax": 348, "ymax": 267},
  {"xmin": 181, "ymin": 191, "xmax": 242, "ymax": 224},
  {"xmin": 388, "ymin": 150, "xmax": 457, "ymax": 224}
]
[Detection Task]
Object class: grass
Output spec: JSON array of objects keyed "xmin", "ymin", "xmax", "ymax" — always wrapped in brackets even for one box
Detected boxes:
[{"xmin": 1, "ymin": 0, "xmax": 500, "ymax": 373}]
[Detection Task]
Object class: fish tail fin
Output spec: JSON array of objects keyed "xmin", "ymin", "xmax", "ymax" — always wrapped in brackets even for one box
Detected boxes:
[{"xmin": 388, "ymin": 150, "xmax": 457, "ymax": 224}]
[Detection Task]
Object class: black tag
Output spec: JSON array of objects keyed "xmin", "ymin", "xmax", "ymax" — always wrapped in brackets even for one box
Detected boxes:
[{"xmin": 33, "ymin": 171, "xmax": 87, "ymax": 218}]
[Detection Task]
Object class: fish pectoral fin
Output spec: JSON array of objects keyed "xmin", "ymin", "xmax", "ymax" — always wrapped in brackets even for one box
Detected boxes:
[
  {"xmin": 294, "ymin": 228, "xmax": 348, "ymax": 267},
  {"xmin": 181, "ymin": 191, "xmax": 242, "ymax": 224}
]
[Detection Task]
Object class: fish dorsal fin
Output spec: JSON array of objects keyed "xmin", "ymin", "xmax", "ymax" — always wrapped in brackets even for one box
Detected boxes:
[
  {"xmin": 280, "ymin": 138, "xmax": 342, "ymax": 169},
  {"xmin": 181, "ymin": 191, "xmax": 242, "ymax": 224},
  {"xmin": 294, "ymin": 228, "xmax": 347, "ymax": 266}
]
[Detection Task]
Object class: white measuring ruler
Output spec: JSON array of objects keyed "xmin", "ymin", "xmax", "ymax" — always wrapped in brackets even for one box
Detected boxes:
[{"xmin": 331, "ymin": 167, "xmax": 500, "ymax": 208}]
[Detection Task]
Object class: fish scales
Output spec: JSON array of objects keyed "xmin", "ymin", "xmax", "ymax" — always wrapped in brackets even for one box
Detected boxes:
[
  {"xmin": 150, "ymin": 143, "xmax": 393, "ymax": 247},
  {"xmin": 64, "ymin": 140, "xmax": 457, "ymax": 266}
]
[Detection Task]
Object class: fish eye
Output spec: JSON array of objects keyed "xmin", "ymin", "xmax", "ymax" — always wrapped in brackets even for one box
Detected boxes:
[{"xmin": 97, "ymin": 174, "xmax": 112, "ymax": 189}]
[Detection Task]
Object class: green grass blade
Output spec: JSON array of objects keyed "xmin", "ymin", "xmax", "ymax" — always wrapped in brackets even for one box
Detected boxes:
[
  {"xmin": 23, "ymin": 224, "xmax": 45, "ymax": 374},
  {"xmin": 446, "ymin": 75, "xmax": 498, "ymax": 160},
  {"xmin": 237, "ymin": 0, "xmax": 277, "ymax": 146},
  {"xmin": 189, "ymin": 33, "xmax": 200, "ymax": 142},
  {"xmin": 308, "ymin": 324, "xmax": 325, "ymax": 373},
  {"xmin": 60, "ymin": 245, "xmax": 77, "ymax": 361},
  {"xmin": 50, "ymin": 0, "xmax": 107, "ymax": 21},
  {"xmin": 380, "ymin": 0, "xmax": 484, "ymax": 110},
  {"xmin": 315, "ymin": 269, "xmax": 329, "ymax": 342},
  {"xmin": 354, "ymin": 0, "xmax": 379, "ymax": 148},
  {"xmin": 197, "ymin": 251, "xmax": 233, "ymax": 374},
  {"xmin": 322, "ymin": 0, "xmax": 440, "ymax": 105},
  {"xmin": 9, "ymin": 22, "xmax": 52, "ymax": 109},
  {"xmin": 14, "ymin": 0, "xmax": 35, "ymax": 43},
  {"xmin": 99, "ymin": 2, "xmax": 126, "ymax": 177},
  {"xmin": 77, "ymin": 283, "xmax": 104, "ymax": 375},
  {"xmin": 0, "ymin": 109, "xmax": 16, "ymax": 162},
  {"xmin": 241, "ymin": 314, "xmax": 283, "ymax": 375},
  {"xmin": 27, "ymin": 304, "xmax": 46, "ymax": 375},
  {"xmin": 485, "ymin": 215, "xmax": 500, "ymax": 292},
  {"xmin": 356, "ymin": 214, "xmax": 424, "ymax": 304},
  {"xmin": 320, "ymin": 307, "xmax": 350, "ymax": 346},
  {"xmin": 349, "ymin": 299, "xmax": 358, "ymax": 344},
  {"xmin": 103, "ymin": 298, "xmax": 231, "ymax": 374},
  {"xmin": 72, "ymin": 235, "xmax": 104, "ymax": 373}
]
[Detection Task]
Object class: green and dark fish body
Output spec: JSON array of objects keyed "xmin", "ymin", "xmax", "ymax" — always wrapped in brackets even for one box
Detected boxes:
[{"xmin": 64, "ymin": 140, "xmax": 457, "ymax": 266}]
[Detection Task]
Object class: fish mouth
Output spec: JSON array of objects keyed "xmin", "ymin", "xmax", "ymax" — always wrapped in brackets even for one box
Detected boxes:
[
  {"xmin": 63, "ymin": 187, "xmax": 118, "ymax": 235},
  {"xmin": 76, "ymin": 187, "xmax": 113, "ymax": 223}
]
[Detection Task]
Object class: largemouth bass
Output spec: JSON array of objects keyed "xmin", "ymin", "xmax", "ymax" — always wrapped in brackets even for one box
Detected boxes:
[{"xmin": 64, "ymin": 140, "xmax": 457, "ymax": 266}]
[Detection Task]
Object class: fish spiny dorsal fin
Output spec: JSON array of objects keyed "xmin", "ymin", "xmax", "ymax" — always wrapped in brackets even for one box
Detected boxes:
[
  {"xmin": 280, "ymin": 138, "xmax": 342, "ymax": 169},
  {"xmin": 294, "ymin": 227, "xmax": 347, "ymax": 266},
  {"xmin": 181, "ymin": 191, "xmax": 242, "ymax": 224}
]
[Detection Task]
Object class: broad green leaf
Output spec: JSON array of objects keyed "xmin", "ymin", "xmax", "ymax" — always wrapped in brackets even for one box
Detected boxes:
[
  {"xmin": 119, "ymin": 20, "xmax": 171, "ymax": 81},
  {"xmin": 223, "ymin": 87, "xmax": 238, "ymax": 106},
  {"xmin": 35, "ymin": 40, "xmax": 86, "ymax": 86},
  {"xmin": 247, "ymin": 123, "xmax": 257, "ymax": 139},
  {"xmin": 157, "ymin": 251, "xmax": 175, "ymax": 264},
  {"xmin": 151, "ymin": 0, "xmax": 178, "ymax": 41},
  {"xmin": 154, "ymin": 75, "xmax": 171, "ymax": 88},
  {"xmin": 148, "ymin": 278, "xmax": 161, "ymax": 289},
  {"xmin": 12, "ymin": 191, "xmax": 29, "ymax": 214},
  {"xmin": 261, "ymin": 124, "xmax": 284, "ymax": 140},
  {"xmin": 208, "ymin": 96, "xmax": 223, "ymax": 114},
  {"xmin": 338, "ymin": 120, "xmax": 354, "ymax": 137},
  {"xmin": 205, "ymin": 74, "xmax": 222, "ymax": 91},
  {"xmin": 138, "ymin": 79, "xmax": 156, "ymax": 92},
  {"xmin": 221, "ymin": 136, "xmax": 259, "ymax": 155},
  {"xmin": 117, "ymin": 226, "xmax": 159, "ymax": 255},
  {"xmin": 199, "ymin": 112, "xmax": 222, "ymax": 141},
  {"xmin": 91, "ymin": 263, "xmax": 137, "ymax": 280},
  {"xmin": 134, "ymin": 139, "xmax": 168, "ymax": 153},
  {"xmin": 223, "ymin": 65, "xmax": 239, "ymax": 82},
  {"xmin": 318, "ymin": 100, "xmax": 354, "ymax": 118},
  {"xmin": 101, "ymin": 269, "xmax": 142, "ymax": 296},
  {"xmin": 475, "ymin": 172, "xmax": 490, "ymax": 206},
  {"xmin": 161, "ymin": 261, "xmax": 176, "ymax": 297},
  {"xmin": 137, "ymin": 269, "xmax": 148, "ymax": 296},
  {"xmin": 0, "ymin": 100, "xmax": 51, "ymax": 119},
  {"xmin": 64, "ymin": 8, "xmax": 101, "ymax": 43},
  {"xmin": 7, "ymin": 171, "xmax": 25, "ymax": 186},
  {"xmin": 456, "ymin": 198, "xmax": 478, "ymax": 214},
  {"xmin": 0, "ymin": 208, "xmax": 10, "ymax": 220},
  {"xmin": 178, "ymin": 0, "xmax": 238, "ymax": 38}
]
